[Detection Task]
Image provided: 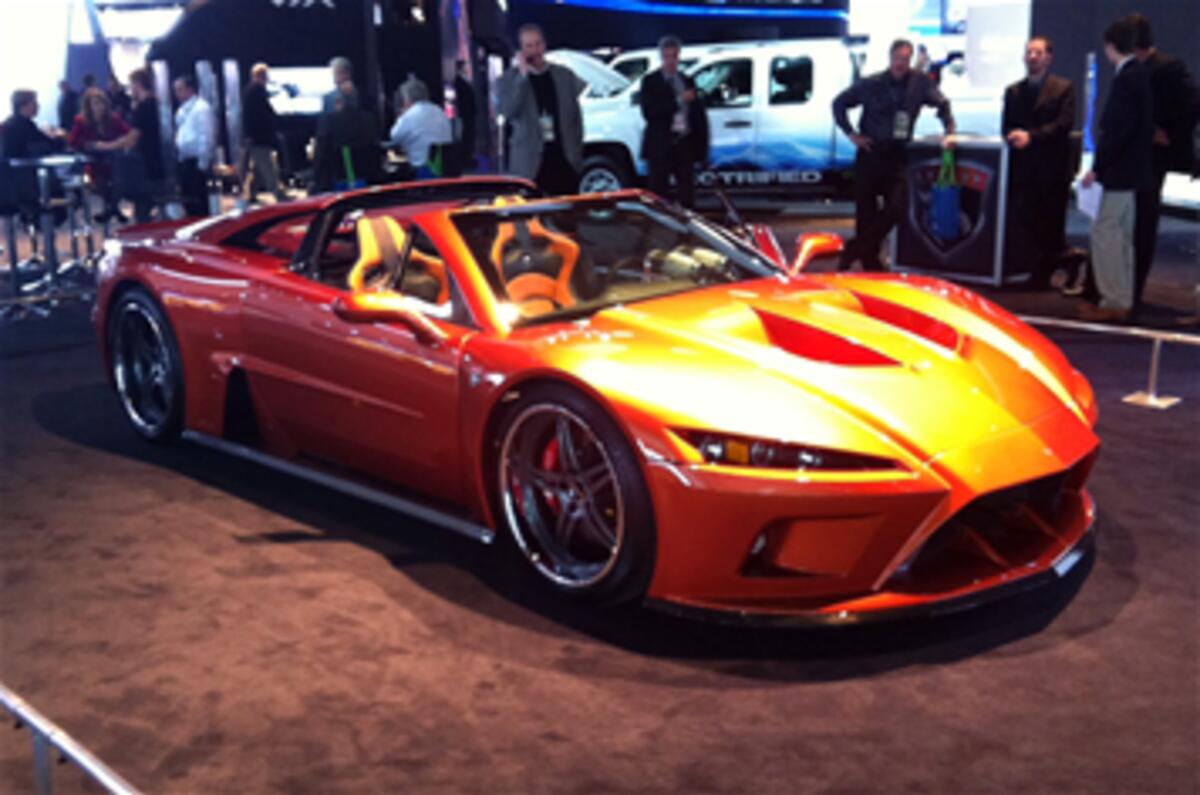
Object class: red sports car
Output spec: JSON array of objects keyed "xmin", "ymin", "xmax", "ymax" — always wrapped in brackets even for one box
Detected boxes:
[{"xmin": 95, "ymin": 178, "xmax": 1099, "ymax": 622}]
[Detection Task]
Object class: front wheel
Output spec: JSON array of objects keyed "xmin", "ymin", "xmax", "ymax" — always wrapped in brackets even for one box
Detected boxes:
[
  {"xmin": 578, "ymin": 154, "xmax": 632, "ymax": 195},
  {"xmin": 495, "ymin": 385, "xmax": 656, "ymax": 604},
  {"xmin": 108, "ymin": 288, "xmax": 185, "ymax": 442}
]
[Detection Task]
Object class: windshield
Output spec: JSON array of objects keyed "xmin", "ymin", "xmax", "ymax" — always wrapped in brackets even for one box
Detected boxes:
[{"xmin": 451, "ymin": 196, "xmax": 783, "ymax": 326}]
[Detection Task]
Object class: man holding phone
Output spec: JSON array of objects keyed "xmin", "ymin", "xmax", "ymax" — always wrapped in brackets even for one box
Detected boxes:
[{"xmin": 497, "ymin": 23, "xmax": 586, "ymax": 195}]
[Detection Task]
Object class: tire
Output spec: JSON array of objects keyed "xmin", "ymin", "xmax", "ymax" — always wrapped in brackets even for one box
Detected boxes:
[
  {"xmin": 107, "ymin": 288, "xmax": 185, "ymax": 442},
  {"xmin": 578, "ymin": 153, "xmax": 633, "ymax": 195},
  {"xmin": 494, "ymin": 384, "xmax": 656, "ymax": 604}
]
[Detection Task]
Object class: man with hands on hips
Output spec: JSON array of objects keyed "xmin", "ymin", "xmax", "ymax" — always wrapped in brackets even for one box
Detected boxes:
[{"xmin": 832, "ymin": 38, "xmax": 955, "ymax": 271}]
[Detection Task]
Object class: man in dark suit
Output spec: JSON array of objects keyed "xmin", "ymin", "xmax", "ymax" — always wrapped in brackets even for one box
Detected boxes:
[
  {"xmin": 1128, "ymin": 14, "xmax": 1198, "ymax": 310},
  {"xmin": 453, "ymin": 60, "xmax": 477, "ymax": 168},
  {"xmin": 1002, "ymin": 36, "xmax": 1076, "ymax": 289},
  {"xmin": 1080, "ymin": 19, "xmax": 1154, "ymax": 323},
  {"xmin": 311, "ymin": 83, "xmax": 381, "ymax": 195},
  {"xmin": 639, "ymin": 35, "xmax": 710, "ymax": 209}
]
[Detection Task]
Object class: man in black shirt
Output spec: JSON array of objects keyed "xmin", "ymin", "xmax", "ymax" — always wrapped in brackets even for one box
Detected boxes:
[
  {"xmin": 111, "ymin": 69, "xmax": 165, "ymax": 223},
  {"xmin": 833, "ymin": 39, "xmax": 955, "ymax": 271},
  {"xmin": 242, "ymin": 63, "xmax": 287, "ymax": 203},
  {"xmin": 2, "ymin": 90, "xmax": 59, "ymax": 158},
  {"xmin": 1001, "ymin": 36, "xmax": 1076, "ymax": 288},
  {"xmin": 1128, "ymin": 14, "xmax": 1198, "ymax": 310},
  {"xmin": 3, "ymin": 90, "xmax": 64, "ymax": 214},
  {"xmin": 107, "ymin": 76, "xmax": 132, "ymax": 121},
  {"xmin": 56, "ymin": 81, "xmax": 79, "ymax": 132},
  {"xmin": 453, "ymin": 60, "xmax": 477, "ymax": 168},
  {"xmin": 311, "ymin": 84, "xmax": 381, "ymax": 194}
]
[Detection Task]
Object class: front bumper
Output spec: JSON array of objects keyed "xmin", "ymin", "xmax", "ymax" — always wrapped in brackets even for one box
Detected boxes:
[
  {"xmin": 640, "ymin": 412, "xmax": 1099, "ymax": 621},
  {"xmin": 645, "ymin": 516, "xmax": 1095, "ymax": 626}
]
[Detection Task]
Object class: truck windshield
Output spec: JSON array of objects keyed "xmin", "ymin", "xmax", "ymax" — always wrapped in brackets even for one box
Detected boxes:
[{"xmin": 451, "ymin": 196, "xmax": 783, "ymax": 326}]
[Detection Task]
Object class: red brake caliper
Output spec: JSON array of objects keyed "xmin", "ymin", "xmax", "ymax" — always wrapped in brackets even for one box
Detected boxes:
[{"xmin": 541, "ymin": 438, "xmax": 563, "ymax": 515}]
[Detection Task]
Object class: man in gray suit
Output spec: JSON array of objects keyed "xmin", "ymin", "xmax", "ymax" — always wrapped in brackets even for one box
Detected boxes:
[{"xmin": 497, "ymin": 24, "xmax": 586, "ymax": 195}]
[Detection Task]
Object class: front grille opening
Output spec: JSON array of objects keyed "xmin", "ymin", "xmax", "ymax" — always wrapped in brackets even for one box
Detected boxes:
[{"xmin": 888, "ymin": 471, "xmax": 1073, "ymax": 595}]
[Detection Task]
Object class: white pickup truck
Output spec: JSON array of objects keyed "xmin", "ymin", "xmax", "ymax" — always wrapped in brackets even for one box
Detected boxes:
[{"xmin": 551, "ymin": 38, "xmax": 1001, "ymax": 197}]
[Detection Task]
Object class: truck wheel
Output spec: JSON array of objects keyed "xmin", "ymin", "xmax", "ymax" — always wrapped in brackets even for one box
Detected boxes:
[{"xmin": 579, "ymin": 155, "xmax": 632, "ymax": 194}]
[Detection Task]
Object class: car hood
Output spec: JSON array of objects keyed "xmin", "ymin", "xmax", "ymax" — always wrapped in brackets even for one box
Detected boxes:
[{"xmin": 512, "ymin": 274, "xmax": 1097, "ymax": 483}]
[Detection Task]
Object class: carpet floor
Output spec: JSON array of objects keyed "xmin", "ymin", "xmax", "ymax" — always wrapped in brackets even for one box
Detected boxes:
[{"xmin": 0, "ymin": 213, "xmax": 1196, "ymax": 794}]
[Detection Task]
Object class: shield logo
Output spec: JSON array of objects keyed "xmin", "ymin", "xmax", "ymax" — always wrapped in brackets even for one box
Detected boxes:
[{"xmin": 908, "ymin": 159, "xmax": 994, "ymax": 259}]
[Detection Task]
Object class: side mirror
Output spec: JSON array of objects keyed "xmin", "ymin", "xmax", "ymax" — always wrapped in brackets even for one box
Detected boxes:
[
  {"xmin": 748, "ymin": 223, "xmax": 786, "ymax": 269},
  {"xmin": 332, "ymin": 293, "xmax": 447, "ymax": 346},
  {"xmin": 791, "ymin": 232, "xmax": 844, "ymax": 275}
]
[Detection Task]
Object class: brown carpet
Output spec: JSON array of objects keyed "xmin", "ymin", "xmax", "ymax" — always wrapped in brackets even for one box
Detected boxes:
[{"xmin": 1, "ymin": 224, "xmax": 1197, "ymax": 793}]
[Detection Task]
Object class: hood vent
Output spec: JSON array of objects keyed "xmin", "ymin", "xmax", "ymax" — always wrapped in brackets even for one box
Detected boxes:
[
  {"xmin": 852, "ymin": 292, "xmax": 963, "ymax": 352},
  {"xmin": 752, "ymin": 307, "xmax": 899, "ymax": 367}
]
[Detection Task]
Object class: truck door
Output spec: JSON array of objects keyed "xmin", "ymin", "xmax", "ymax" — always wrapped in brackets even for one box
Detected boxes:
[{"xmin": 754, "ymin": 53, "xmax": 833, "ymax": 183}]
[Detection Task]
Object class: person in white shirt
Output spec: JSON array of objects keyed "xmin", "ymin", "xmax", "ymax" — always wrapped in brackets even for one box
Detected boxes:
[
  {"xmin": 172, "ymin": 75, "xmax": 216, "ymax": 217},
  {"xmin": 389, "ymin": 77, "xmax": 452, "ymax": 178}
]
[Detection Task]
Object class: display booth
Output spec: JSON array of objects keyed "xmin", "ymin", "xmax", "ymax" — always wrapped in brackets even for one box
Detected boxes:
[{"xmin": 891, "ymin": 136, "xmax": 1021, "ymax": 286}]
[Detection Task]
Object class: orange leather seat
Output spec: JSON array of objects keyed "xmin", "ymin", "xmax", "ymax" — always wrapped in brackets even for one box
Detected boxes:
[
  {"xmin": 488, "ymin": 199, "xmax": 579, "ymax": 311},
  {"xmin": 347, "ymin": 215, "xmax": 449, "ymax": 305}
]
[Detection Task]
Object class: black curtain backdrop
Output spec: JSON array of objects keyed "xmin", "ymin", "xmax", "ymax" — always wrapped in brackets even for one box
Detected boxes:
[
  {"xmin": 147, "ymin": 0, "xmax": 443, "ymax": 117},
  {"xmin": 504, "ymin": 0, "xmax": 849, "ymax": 52}
]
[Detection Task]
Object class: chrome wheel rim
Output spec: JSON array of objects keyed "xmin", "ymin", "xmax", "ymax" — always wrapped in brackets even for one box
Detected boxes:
[
  {"xmin": 579, "ymin": 167, "xmax": 623, "ymax": 194},
  {"xmin": 112, "ymin": 303, "xmax": 175, "ymax": 435},
  {"xmin": 499, "ymin": 404, "xmax": 624, "ymax": 588}
]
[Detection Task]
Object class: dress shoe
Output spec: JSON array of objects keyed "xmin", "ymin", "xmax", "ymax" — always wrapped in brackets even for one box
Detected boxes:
[{"xmin": 1078, "ymin": 303, "xmax": 1131, "ymax": 323}]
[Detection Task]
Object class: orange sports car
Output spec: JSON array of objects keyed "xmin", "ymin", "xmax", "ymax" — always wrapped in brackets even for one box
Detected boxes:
[{"xmin": 95, "ymin": 178, "xmax": 1099, "ymax": 623}]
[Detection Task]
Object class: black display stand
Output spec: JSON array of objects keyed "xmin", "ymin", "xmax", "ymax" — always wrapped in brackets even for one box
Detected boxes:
[{"xmin": 890, "ymin": 136, "xmax": 1027, "ymax": 286}]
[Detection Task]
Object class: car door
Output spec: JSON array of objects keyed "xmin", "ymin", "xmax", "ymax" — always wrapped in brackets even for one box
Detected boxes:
[
  {"xmin": 240, "ymin": 211, "xmax": 472, "ymax": 505},
  {"xmin": 690, "ymin": 57, "xmax": 757, "ymax": 181}
]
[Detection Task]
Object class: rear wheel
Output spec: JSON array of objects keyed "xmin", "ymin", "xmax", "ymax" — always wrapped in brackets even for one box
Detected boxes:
[
  {"xmin": 495, "ymin": 385, "xmax": 655, "ymax": 603},
  {"xmin": 108, "ymin": 288, "xmax": 185, "ymax": 442}
]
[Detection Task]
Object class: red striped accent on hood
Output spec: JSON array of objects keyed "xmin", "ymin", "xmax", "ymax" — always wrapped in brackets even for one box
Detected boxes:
[{"xmin": 752, "ymin": 308, "xmax": 899, "ymax": 366}]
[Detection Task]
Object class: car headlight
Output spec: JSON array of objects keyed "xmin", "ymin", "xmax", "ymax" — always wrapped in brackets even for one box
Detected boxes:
[{"xmin": 676, "ymin": 430, "xmax": 901, "ymax": 471}]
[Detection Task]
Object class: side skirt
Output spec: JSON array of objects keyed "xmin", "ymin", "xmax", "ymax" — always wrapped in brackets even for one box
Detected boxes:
[{"xmin": 182, "ymin": 430, "xmax": 496, "ymax": 545}]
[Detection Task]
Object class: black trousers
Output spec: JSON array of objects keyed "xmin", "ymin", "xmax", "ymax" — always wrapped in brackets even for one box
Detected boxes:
[
  {"xmin": 1009, "ymin": 176, "xmax": 1070, "ymax": 285},
  {"xmin": 178, "ymin": 157, "xmax": 209, "ymax": 218},
  {"xmin": 535, "ymin": 143, "xmax": 578, "ymax": 197},
  {"xmin": 648, "ymin": 136, "xmax": 697, "ymax": 209},
  {"xmin": 846, "ymin": 146, "xmax": 907, "ymax": 271},
  {"xmin": 1133, "ymin": 167, "xmax": 1167, "ymax": 308}
]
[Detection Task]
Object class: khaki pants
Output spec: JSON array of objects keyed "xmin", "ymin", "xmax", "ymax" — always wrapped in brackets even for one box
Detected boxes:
[
  {"xmin": 1089, "ymin": 189, "xmax": 1135, "ymax": 311},
  {"xmin": 243, "ymin": 145, "xmax": 286, "ymax": 201}
]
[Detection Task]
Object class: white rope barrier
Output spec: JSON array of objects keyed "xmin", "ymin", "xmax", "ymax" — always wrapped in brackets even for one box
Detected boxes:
[
  {"xmin": 0, "ymin": 682, "xmax": 141, "ymax": 795},
  {"xmin": 1020, "ymin": 314, "xmax": 1200, "ymax": 410}
]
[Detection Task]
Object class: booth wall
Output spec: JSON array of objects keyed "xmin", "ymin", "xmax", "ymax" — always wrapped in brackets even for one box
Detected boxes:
[{"xmin": 1030, "ymin": 0, "xmax": 1199, "ymax": 133}]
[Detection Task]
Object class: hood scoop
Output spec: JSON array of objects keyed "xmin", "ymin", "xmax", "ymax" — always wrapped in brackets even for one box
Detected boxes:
[
  {"xmin": 752, "ymin": 307, "xmax": 899, "ymax": 367},
  {"xmin": 851, "ymin": 291, "xmax": 964, "ymax": 352}
]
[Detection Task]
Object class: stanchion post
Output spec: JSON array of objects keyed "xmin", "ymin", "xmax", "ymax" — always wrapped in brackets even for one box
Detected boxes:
[
  {"xmin": 32, "ymin": 731, "xmax": 53, "ymax": 795},
  {"xmin": 1123, "ymin": 337, "xmax": 1181, "ymax": 409}
]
